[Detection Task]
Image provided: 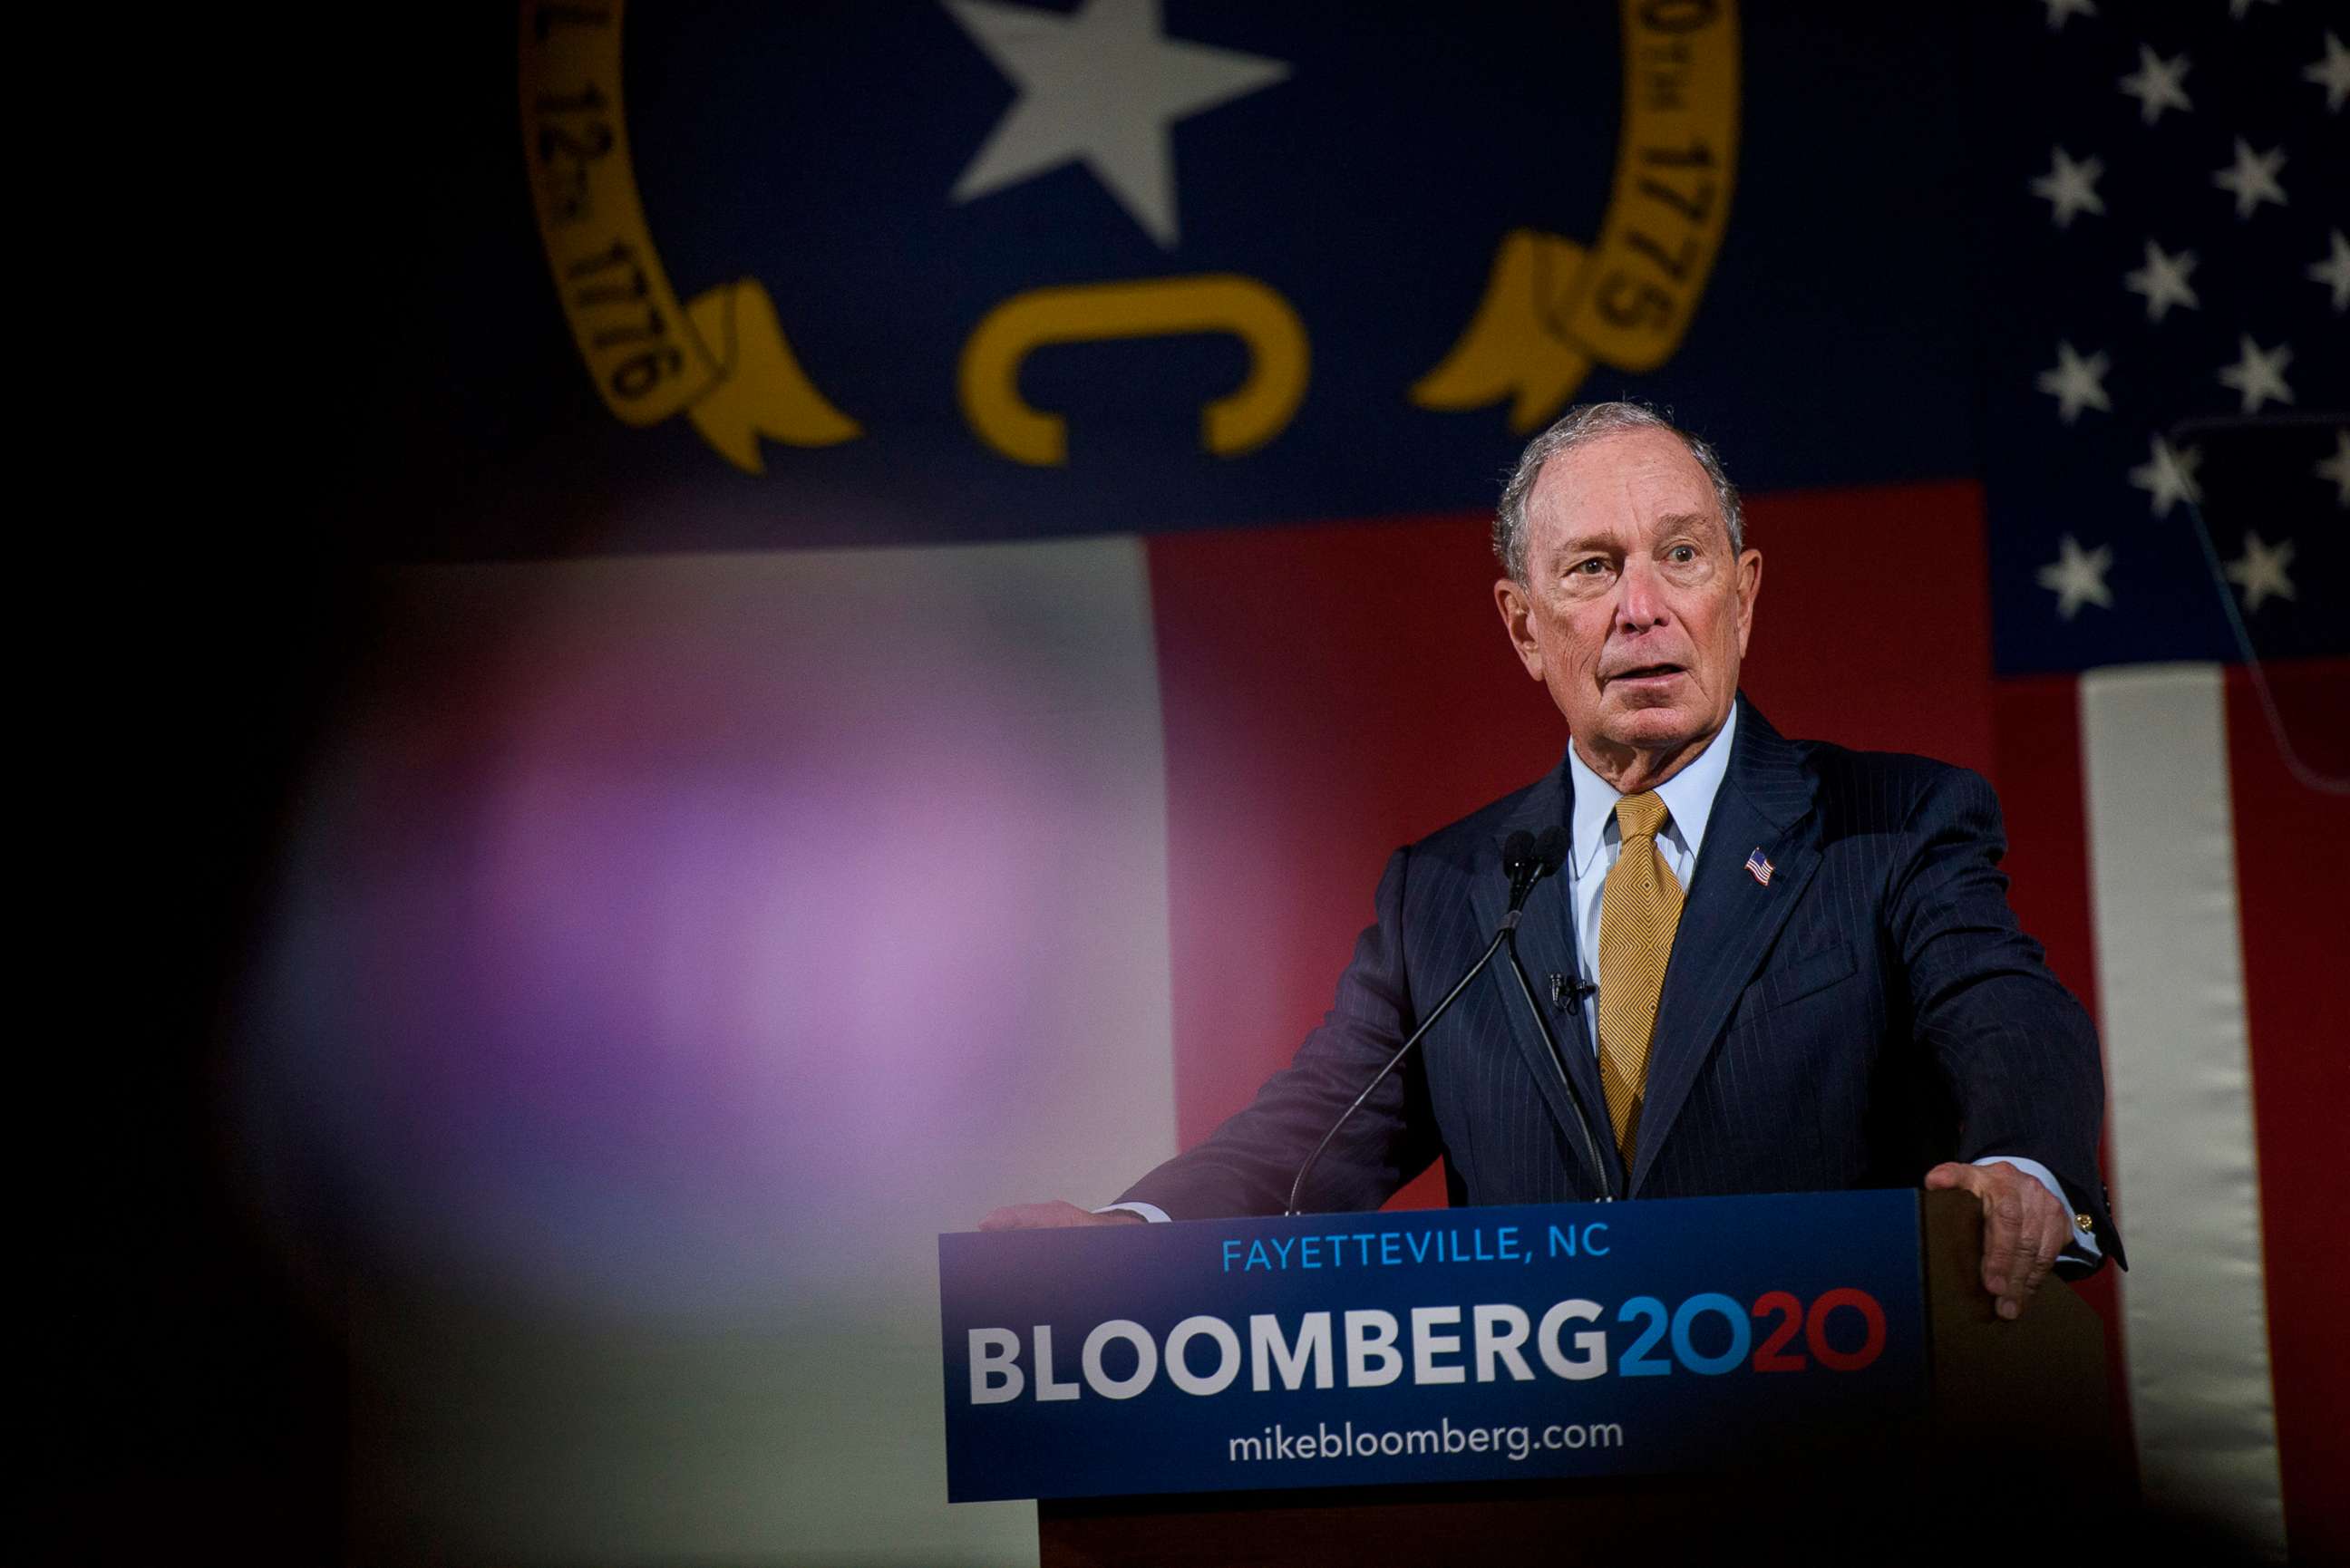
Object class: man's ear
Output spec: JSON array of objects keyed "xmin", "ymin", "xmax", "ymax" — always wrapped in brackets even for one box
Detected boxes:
[
  {"xmin": 1494, "ymin": 576, "xmax": 1544, "ymax": 681},
  {"xmin": 1733, "ymin": 548, "xmax": 1762, "ymax": 657}
]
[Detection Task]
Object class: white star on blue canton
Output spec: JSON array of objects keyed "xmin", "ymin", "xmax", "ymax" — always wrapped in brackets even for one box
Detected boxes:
[
  {"xmin": 2036, "ymin": 534, "xmax": 2114, "ymax": 620},
  {"xmin": 2031, "ymin": 146, "xmax": 2107, "ymax": 227},
  {"xmin": 2037, "ymin": 341, "xmax": 2112, "ymax": 422},
  {"xmin": 2224, "ymin": 532, "xmax": 2297, "ymax": 613},
  {"xmin": 2118, "ymin": 46, "xmax": 2192, "ymax": 123},
  {"xmin": 2310, "ymin": 230, "xmax": 2350, "ymax": 312},
  {"xmin": 2316, "ymin": 430, "xmax": 2350, "ymax": 509},
  {"xmin": 2218, "ymin": 335, "xmax": 2295, "ymax": 413},
  {"xmin": 2124, "ymin": 239, "xmax": 2200, "ymax": 321},
  {"xmin": 2129, "ymin": 435, "xmax": 2202, "ymax": 518},
  {"xmin": 946, "ymin": 0, "xmax": 1290, "ymax": 248},
  {"xmin": 2305, "ymin": 33, "xmax": 2350, "ymax": 111},
  {"xmin": 2212, "ymin": 137, "xmax": 2287, "ymax": 218}
]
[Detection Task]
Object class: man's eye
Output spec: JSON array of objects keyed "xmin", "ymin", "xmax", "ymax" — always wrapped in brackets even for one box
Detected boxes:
[
  {"xmin": 1668, "ymin": 545, "xmax": 1696, "ymax": 563},
  {"xmin": 1570, "ymin": 557, "xmax": 1607, "ymax": 576}
]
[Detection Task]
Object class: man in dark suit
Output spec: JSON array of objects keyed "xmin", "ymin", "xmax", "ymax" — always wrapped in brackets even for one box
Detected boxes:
[{"xmin": 985, "ymin": 402, "xmax": 2119, "ymax": 1321}]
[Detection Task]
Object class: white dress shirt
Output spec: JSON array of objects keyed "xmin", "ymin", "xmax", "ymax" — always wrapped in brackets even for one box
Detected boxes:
[{"xmin": 1562, "ymin": 704, "xmax": 1740, "ymax": 1050}]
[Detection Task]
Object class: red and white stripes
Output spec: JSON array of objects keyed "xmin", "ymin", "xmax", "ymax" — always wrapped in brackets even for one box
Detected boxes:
[{"xmin": 2083, "ymin": 664, "xmax": 2285, "ymax": 1560}]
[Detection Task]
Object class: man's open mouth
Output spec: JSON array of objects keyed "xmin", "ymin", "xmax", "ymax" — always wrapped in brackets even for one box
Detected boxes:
[{"xmin": 1609, "ymin": 663, "xmax": 1685, "ymax": 682}]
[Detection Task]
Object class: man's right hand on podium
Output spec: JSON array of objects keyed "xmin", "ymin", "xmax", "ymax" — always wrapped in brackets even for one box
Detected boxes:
[{"xmin": 978, "ymin": 1201, "xmax": 1147, "ymax": 1230}]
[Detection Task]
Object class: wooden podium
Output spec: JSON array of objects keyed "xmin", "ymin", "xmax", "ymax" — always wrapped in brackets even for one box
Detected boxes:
[{"xmin": 1034, "ymin": 1192, "xmax": 2122, "ymax": 1565}]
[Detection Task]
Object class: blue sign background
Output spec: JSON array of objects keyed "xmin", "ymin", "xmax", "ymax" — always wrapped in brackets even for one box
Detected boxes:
[{"xmin": 938, "ymin": 1189, "xmax": 1927, "ymax": 1502}]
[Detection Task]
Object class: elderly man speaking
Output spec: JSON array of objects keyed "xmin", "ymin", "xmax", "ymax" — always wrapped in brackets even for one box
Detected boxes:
[{"xmin": 985, "ymin": 402, "xmax": 2120, "ymax": 1322}]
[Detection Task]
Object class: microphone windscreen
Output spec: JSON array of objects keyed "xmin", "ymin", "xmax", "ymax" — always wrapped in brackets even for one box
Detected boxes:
[
  {"xmin": 1501, "ymin": 829, "xmax": 1536, "ymax": 878},
  {"xmin": 1535, "ymin": 826, "xmax": 1568, "ymax": 874}
]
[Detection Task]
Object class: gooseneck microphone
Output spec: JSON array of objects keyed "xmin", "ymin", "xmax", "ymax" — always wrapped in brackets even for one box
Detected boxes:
[
  {"xmin": 1501, "ymin": 827, "xmax": 1616, "ymax": 1202},
  {"xmin": 1286, "ymin": 829, "xmax": 1608, "ymax": 1215}
]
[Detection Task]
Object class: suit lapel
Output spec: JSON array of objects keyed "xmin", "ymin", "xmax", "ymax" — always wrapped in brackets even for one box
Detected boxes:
[
  {"xmin": 1629, "ymin": 700, "xmax": 1821, "ymax": 1195},
  {"xmin": 1471, "ymin": 756, "xmax": 1626, "ymax": 1200}
]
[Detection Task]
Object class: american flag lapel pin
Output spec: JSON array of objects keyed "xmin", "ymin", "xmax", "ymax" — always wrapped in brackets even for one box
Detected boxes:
[{"xmin": 1744, "ymin": 847, "xmax": 1775, "ymax": 886}]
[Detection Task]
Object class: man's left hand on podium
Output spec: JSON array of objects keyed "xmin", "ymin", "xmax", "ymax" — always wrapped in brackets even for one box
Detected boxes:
[{"xmin": 1923, "ymin": 1160, "xmax": 2068, "ymax": 1321}]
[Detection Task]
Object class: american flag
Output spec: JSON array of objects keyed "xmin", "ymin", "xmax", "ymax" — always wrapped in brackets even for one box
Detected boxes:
[
  {"xmin": 1987, "ymin": 3, "xmax": 2345, "ymax": 680},
  {"xmin": 1743, "ymin": 847, "xmax": 1774, "ymax": 886},
  {"xmin": 1980, "ymin": 5, "xmax": 2346, "ymax": 1557}
]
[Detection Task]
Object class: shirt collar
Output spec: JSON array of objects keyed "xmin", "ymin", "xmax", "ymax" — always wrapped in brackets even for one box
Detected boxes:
[{"xmin": 1566, "ymin": 701, "xmax": 1739, "ymax": 876}]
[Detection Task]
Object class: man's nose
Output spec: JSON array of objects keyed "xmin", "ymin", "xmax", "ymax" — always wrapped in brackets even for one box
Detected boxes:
[{"xmin": 1615, "ymin": 557, "xmax": 1671, "ymax": 631}]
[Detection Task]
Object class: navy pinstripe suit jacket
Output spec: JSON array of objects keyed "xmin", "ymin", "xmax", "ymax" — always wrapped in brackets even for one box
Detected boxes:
[{"xmin": 1120, "ymin": 697, "xmax": 2122, "ymax": 1269}]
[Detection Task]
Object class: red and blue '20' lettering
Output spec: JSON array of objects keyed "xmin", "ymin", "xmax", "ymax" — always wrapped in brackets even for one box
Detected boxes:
[{"xmin": 1617, "ymin": 1289, "xmax": 1887, "ymax": 1376}]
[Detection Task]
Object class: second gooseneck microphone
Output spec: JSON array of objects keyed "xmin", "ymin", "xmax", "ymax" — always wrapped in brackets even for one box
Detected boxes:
[
  {"xmin": 1285, "ymin": 828, "xmax": 1593, "ymax": 1215},
  {"xmin": 1500, "ymin": 827, "xmax": 1615, "ymax": 1202}
]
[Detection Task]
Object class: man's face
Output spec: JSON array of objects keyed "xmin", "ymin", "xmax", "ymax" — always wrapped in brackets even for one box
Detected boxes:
[{"xmin": 1493, "ymin": 426, "xmax": 1762, "ymax": 791}]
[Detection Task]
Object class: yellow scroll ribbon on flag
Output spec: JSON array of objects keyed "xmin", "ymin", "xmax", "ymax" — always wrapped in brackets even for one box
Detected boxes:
[
  {"xmin": 1413, "ymin": 0, "xmax": 1740, "ymax": 432},
  {"xmin": 519, "ymin": 2, "xmax": 859, "ymax": 472}
]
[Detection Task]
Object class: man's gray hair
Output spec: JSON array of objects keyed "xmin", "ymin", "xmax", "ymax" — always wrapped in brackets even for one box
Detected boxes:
[{"xmin": 1491, "ymin": 402, "xmax": 1745, "ymax": 584}]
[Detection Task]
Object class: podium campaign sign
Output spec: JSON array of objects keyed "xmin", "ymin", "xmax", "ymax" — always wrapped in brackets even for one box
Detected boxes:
[{"xmin": 939, "ymin": 1190, "xmax": 1929, "ymax": 1502}]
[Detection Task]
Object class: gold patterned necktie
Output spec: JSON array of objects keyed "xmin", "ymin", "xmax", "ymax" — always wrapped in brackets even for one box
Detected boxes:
[{"xmin": 1597, "ymin": 790, "xmax": 1684, "ymax": 1169}]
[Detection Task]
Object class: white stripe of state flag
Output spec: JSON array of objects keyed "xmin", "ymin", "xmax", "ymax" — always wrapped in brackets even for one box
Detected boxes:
[{"xmin": 239, "ymin": 539, "xmax": 1180, "ymax": 1564}]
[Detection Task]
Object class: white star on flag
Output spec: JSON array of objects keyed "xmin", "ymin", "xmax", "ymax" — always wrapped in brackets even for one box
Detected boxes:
[
  {"xmin": 2041, "ymin": 0, "xmax": 2096, "ymax": 30},
  {"xmin": 2037, "ymin": 341, "xmax": 2112, "ymax": 422},
  {"xmin": 2317, "ymin": 430, "xmax": 2350, "ymax": 508},
  {"xmin": 2224, "ymin": 532, "xmax": 2297, "ymax": 612},
  {"xmin": 2118, "ymin": 46, "xmax": 2192, "ymax": 123},
  {"xmin": 2310, "ymin": 230, "xmax": 2350, "ymax": 312},
  {"xmin": 2211, "ymin": 138, "xmax": 2287, "ymax": 218},
  {"xmin": 2306, "ymin": 31, "xmax": 2349, "ymax": 112},
  {"xmin": 945, "ymin": 0, "xmax": 1290, "ymax": 248},
  {"xmin": 2129, "ymin": 434, "xmax": 2203, "ymax": 517},
  {"xmin": 2036, "ymin": 534, "xmax": 2114, "ymax": 619},
  {"xmin": 2123, "ymin": 239, "xmax": 2201, "ymax": 321},
  {"xmin": 2218, "ymin": 335, "xmax": 2295, "ymax": 413},
  {"xmin": 2031, "ymin": 146, "xmax": 2106, "ymax": 227}
]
